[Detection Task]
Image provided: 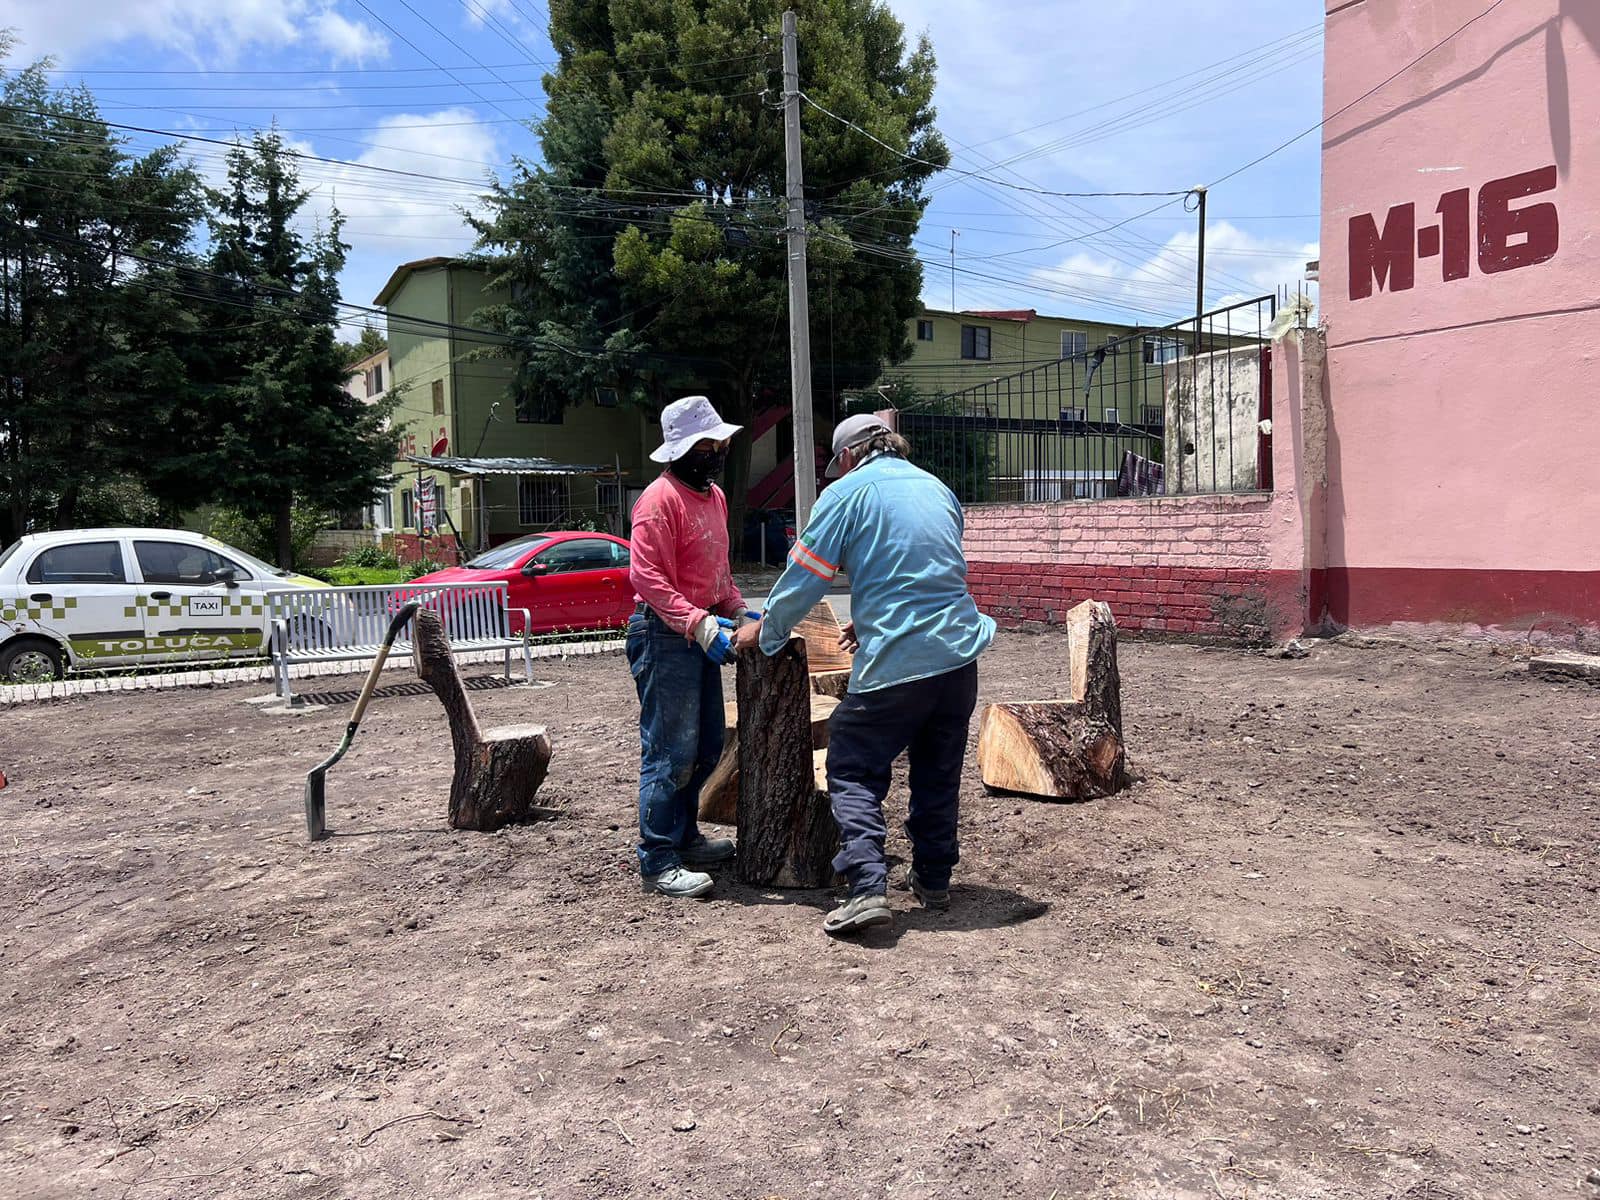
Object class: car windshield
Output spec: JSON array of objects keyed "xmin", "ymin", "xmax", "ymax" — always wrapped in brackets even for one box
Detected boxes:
[
  {"xmin": 465, "ymin": 537, "xmax": 552, "ymax": 570},
  {"xmin": 203, "ymin": 539, "xmax": 292, "ymax": 578}
]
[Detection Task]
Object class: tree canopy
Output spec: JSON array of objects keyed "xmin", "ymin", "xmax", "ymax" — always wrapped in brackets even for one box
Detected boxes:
[{"xmin": 473, "ymin": 0, "xmax": 946, "ymax": 530}]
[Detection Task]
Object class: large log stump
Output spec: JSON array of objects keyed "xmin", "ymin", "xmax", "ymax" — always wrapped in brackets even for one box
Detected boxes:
[
  {"xmin": 697, "ymin": 693, "xmax": 838, "ymax": 826},
  {"xmin": 977, "ymin": 600, "xmax": 1127, "ymax": 801},
  {"xmin": 734, "ymin": 637, "xmax": 838, "ymax": 888},
  {"xmin": 413, "ymin": 609, "xmax": 555, "ymax": 831}
]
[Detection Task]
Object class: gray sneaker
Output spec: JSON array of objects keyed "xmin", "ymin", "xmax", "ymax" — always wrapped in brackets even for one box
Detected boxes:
[
  {"xmin": 680, "ymin": 835, "xmax": 736, "ymax": 867},
  {"xmin": 897, "ymin": 867, "xmax": 950, "ymax": 911},
  {"xmin": 642, "ymin": 866, "xmax": 714, "ymax": 898},
  {"xmin": 822, "ymin": 892, "xmax": 893, "ymax": 937}
]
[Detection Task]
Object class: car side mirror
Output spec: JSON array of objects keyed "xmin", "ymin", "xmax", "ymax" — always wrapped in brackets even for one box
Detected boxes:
[
  {"xmin": 522, "ymin": 560, "xmax": 551, "ymax": 577},
  {"xmin": 213, "ymin": 567, "xmax": 240, "ymax": 588}
]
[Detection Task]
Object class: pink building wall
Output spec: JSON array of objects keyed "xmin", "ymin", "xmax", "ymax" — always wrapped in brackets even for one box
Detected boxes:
[{"xmin": 1320, "ymin": 0, "xmax": 1600, "ymax": 641}]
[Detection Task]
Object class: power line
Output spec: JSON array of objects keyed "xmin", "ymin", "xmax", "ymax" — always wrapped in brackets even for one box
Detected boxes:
[{"xmin": 799, "ymin": 92, "xmax": 1191, "ymax": 200}]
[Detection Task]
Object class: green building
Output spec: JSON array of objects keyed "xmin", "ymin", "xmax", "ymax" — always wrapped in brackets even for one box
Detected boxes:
[{"xmin": 374, "ymin": 258, "xmax": 653, "ymax": 558}]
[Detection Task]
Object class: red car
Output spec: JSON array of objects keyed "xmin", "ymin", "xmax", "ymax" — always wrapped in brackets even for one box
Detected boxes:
[{"xmin": 411, "ymin": 532, "xmax": 634, "ymax": 635}]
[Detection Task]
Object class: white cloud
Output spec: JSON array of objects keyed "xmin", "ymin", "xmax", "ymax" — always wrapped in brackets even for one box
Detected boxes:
[
  {"xmin": 5, "ymin": 0, "xmax": 389, "ymax": 66},
  {"xmin": 307, "ymin": 9, "xmax": 383, "ymax": 66},
  {"xmin": 1029, "ymin": 221, "xmax": 1319, "ymax": 327},
  {"xmin": 288, "ymin": 110, "xmax": 503, "ymax": 309}
]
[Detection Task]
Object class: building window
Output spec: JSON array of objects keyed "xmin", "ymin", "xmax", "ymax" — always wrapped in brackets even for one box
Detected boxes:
[
  {"xmin": 1143, "ymin": 335, "xmax": 1185, "ymax": 365},
  {"xmin": 1060, "ymin": 330, "xmax": 1087, "ymax": 358},
  {"xmin": 431, "ymin": 379, "xmax": 445, "ymax": 415},
  {"xmin": 1103, "ymin": 406, "xmax": 1119, "ymax": 426},
  {"xmin": 365, "ymin": 362, "xmax": 384, "ymax": 395},
  {"xmin": 916, "ymin": 319, "xmax": 934, "ymax": 341},
  {"xmin": 516, "ymin": 385, "xmax": 564, "ymax": 424},
  {"xmin": 400, "ymin": 488, "xmax": 415, "ymax": 531},
  {"xmin": 1141, "ymin": 403, "xmax": 1165, "ymax": 426},
  {"xmin": 518, "ymin": 476, "xmax": 570, "ymax": 526},
  {"xmin": 595, "ymin": 386, "xmax": 619, "ymax": 408},
  {"xmin": 960, "ymin": 324, "xmax": 990, "ymax": 360}
]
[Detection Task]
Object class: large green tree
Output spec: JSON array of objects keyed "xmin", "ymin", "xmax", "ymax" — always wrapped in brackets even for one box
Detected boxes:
[
  {"xmin": 0, "ymin": 47, "xmax": 205, "ymax": 542},
  {"xmin": 474, "ymin": 0, "xmax": 945, "ymax": 536},
  {"xmin": 200, "ymin": 132, "xmax": 397, "ymax": 567}
]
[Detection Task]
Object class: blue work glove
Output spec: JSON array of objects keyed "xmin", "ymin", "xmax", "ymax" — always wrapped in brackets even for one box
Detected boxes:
[{"xmin": 693, "ymin": 615, "xmax": 738, "ymax": 666}]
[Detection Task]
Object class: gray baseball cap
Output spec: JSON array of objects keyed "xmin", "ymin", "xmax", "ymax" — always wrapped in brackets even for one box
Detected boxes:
[
  {"xmin": 650, "ymin": 395, "xmax": 743, "ymax": 463},
  {"xmin": 825, "ymin": 413, "xmax": 892, "ymax": 478}
]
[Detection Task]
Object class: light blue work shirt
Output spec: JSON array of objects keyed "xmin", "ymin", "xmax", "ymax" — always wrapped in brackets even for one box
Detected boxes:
[{"xmin": 758, "ymin": 453, "xmax": 996, "ymax": 692}]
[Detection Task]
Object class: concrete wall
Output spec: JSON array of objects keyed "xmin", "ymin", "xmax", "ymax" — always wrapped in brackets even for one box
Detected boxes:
[
  {"xmin": 1319, "ymin": 0, "xmax": 1600, "ymax": 644},
  {"xmin": 1163, "ymin": 346, "xmax": 1266, "ymax": 495}
]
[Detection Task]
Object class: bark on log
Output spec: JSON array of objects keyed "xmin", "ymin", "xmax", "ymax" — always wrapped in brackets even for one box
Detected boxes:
[
  {"xmin": 699, "ymin": 693, "xmax": 838, "ymax": 826},
  {"xmin": 413, "ymin": 609, "xmax": 554, "ymax": 831},
  {"xmin": 810, "ymin": 669, "xmax": 851, "ymax": 700},
  {"xmin": 1067, "ymin": 600, "xmax": 1122, "ymax": 736},
  {"xmin": 734, "ymin": 637, "xmax": 839, "ymax": 887},
  {"xmin": 977, "ymin": 703, "xmax": 1124, "ymax": 800},
  {"xmin": 977, "ymin": 599, "xmax": 1127, "ymax": 801}
]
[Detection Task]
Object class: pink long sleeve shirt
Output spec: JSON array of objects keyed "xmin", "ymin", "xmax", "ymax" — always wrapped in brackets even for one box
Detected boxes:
[{"xmin": 628, "ymin": 473, "xmax": 746, "ymax": 638}]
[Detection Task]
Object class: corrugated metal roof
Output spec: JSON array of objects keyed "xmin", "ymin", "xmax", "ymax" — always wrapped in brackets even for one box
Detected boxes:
[{"xmin": 403, "ymin": 455, "xmax": 622, "ymax": 477}]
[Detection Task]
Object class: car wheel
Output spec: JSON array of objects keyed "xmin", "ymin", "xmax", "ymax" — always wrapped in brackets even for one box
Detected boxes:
[{"xmin": 0, "ymin": 638, "xmax": 66, "ymax": 684}]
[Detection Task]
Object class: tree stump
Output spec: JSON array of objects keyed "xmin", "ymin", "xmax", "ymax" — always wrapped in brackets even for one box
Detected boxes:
[
  {"xmin": 413, "ymin": 609, "xmax": 555, "ymax": 831},
  {"xmin": 977, "ymin": 600, "xmax": 1127, "ymax": 800},
  {"xmin": 734, "ymin": 637, "xmax": 839, "ymax": 888},
  {"xmin": 697, "ymin": 693, "xmax": 838, "ymax": 826}
]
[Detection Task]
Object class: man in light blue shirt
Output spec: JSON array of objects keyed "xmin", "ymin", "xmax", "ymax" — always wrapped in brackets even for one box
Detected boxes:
[{"xmin": 733, "ymin": 414, "xmax": 996, "ymax": 936}]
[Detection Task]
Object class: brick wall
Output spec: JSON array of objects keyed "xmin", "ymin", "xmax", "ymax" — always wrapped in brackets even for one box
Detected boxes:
[
  {"xmin": 961, "ymin": 336, "xmax": 1320, "ymax": 643},
  {"xmin": 964, "ymin": 495, "xmax": 1298, "ymax": 641}
]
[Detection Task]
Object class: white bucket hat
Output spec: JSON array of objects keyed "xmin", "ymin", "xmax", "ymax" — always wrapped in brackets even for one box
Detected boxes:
[{"xmin": 649, "ymin": 395, "xmax": 744, "ymax": 463}]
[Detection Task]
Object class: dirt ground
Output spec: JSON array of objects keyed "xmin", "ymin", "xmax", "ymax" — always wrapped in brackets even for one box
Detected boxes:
[{"xmin": 1, "ymin": 631, "xmax": 1597, "ymax": 1200}]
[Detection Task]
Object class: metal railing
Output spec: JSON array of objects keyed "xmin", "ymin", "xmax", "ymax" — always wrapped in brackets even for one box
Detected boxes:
[
  {"xmin": 893, "ymin": 295, "xmax": 1277, "ymax": 504},
  {"xmin": 266, "ymin": 581, "xmax": 533, "ymax": 702}
]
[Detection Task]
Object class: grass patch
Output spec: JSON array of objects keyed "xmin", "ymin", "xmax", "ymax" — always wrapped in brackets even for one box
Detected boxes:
[{"xmin": 316, "ymin": 566, "xmax": 407, "ymax": 587}]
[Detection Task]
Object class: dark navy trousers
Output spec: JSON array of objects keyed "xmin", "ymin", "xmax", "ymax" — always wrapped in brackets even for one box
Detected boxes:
[{"xmin": 825, "ymin": 661, "xmax": 979, "ymax": 896}]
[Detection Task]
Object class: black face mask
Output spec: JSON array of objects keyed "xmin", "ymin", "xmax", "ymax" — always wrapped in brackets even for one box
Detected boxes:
[{"xmin": 671, "ymin": 446, "xmax": 726, "ymax": 490}]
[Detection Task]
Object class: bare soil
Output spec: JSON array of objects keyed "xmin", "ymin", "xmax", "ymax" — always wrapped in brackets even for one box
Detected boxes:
[{"xmin": 1, "ymin": 632, "xmax": 1598, "ymax": 1200}]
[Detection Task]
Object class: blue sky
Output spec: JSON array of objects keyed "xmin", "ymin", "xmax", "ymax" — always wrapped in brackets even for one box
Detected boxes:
[{"xmin": 4, "ymin": 0, "xmax": 1323, "ymax": 340}]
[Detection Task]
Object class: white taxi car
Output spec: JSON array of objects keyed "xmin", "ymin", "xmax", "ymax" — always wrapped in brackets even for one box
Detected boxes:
[{"xmin": 0, "ymin": 528, "xmax": 326, "ymax": 683}]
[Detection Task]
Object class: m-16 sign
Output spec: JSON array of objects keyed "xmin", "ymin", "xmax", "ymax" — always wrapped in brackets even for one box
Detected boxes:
[{"xmin": 1348, "ymin": 165, "xmax": 1559, "ymax": 301}]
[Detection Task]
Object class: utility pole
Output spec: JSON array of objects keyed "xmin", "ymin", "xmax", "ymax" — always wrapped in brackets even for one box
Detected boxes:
[
  {"xmin": 950, "ymin": 229, "xmax": 959, "ymax": 311},
  {"xmin": 1192, "ymin": 184, "xmax": 1208, "ymax": 333},
  {"xmin": 781, "ymin": 9, "xmax": 817, "ymax": 533}
]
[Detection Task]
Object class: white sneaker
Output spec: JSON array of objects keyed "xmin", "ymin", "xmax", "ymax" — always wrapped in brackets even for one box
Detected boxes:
[{"xmin": 642, "ymin": 866, "xmax": 714, "ymax": 898}]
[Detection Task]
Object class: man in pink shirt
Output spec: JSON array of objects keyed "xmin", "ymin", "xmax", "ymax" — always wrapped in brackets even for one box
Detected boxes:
[{"xmin": 627, "ymin": 395, "xmax": 751, "ymax": 898}]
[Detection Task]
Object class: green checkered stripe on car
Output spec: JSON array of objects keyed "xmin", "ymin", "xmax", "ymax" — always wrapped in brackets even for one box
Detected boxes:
[
  {"xmin": 121, "ymin": 595, "xmax": 268, "ymax": 619},
  {"xmin": 0, "ymin": 596, "xmax": 78, "ymax": 622}
]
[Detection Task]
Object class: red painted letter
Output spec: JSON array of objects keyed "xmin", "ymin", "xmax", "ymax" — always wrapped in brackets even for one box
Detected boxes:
[
  {"xmin": 1348, "ymin": 203, "xmax": 1416, "ymax": 301},
  {"xmin": 1436, "ymin": 188, "xmax": 1472, "ymax": 282},
  {"xmin": 1478, "ymin": 165, "xmax": 1559, "ymax": 274}
]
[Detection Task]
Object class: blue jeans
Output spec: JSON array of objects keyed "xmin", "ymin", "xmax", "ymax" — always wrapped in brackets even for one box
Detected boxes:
[
  {"xmin": 627, "ymin": 608, "xmax": 725, "ymax": 875},
  {"xmin": 825, "ymin": 661, "xmax": 979, "ymax": 896}
]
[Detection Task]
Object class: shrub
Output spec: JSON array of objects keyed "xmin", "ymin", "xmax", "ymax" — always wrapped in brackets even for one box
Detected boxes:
[
  {"xmin": 401, "ymin": 558, "xmax": 445, "ymax": 581},
  {"xmin": 339, "ymin": 544, "xmax": 399, "ymax": 570}
]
